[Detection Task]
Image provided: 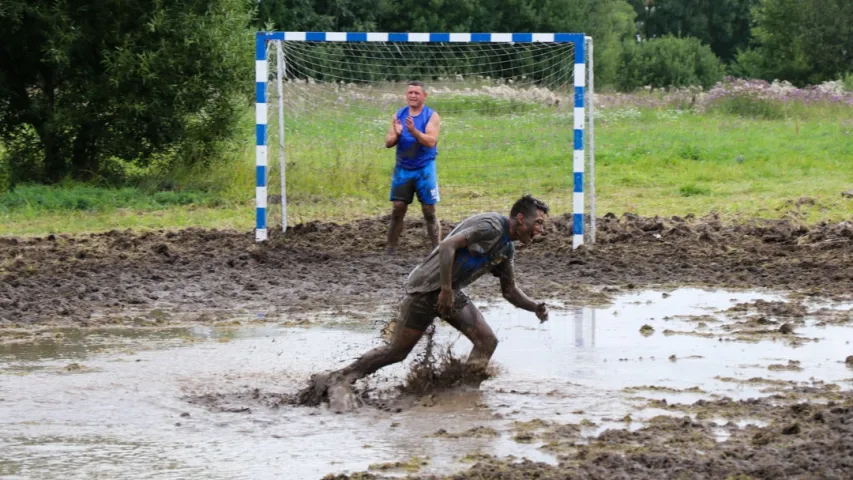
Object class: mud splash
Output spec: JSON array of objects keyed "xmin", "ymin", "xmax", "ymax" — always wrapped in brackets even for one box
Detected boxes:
[
  {"xmin": 291, "ymin": 322, "xmax": 498, "ymax": 412},
  {"xmin": 400, "ymin": 326, "xmax": 496, "ymax": 396}
]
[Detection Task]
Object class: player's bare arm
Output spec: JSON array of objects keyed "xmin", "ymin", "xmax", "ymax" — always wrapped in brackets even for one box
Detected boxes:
[
  {"xmin": 385, "ymin": 115, "xmax": 402, "ymax": 148},
  {"xmin": 437, "ymin": 232, "xmax": 467, "ymax": 317},
  {"xmin": 500, "ymin": 273, "xmax": 549, "ymax": 322},
  {"xmin": 406, "ymin": 112, "xmax": 440, "ymax": 148}
]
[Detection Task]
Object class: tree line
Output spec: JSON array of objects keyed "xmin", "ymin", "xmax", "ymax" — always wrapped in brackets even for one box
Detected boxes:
[{"xmin": 1, "ymin": 0, "xmax": 851, "ymax": 185}]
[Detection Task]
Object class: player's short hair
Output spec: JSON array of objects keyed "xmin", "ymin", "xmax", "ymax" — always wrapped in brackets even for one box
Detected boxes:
[
  {"xmin": 407, "ymin": 80, "xmax": 426, "ymax": 92},
  {"xmin": 510, "ymin": 194, "xmax": 550, "ymax": 219}
]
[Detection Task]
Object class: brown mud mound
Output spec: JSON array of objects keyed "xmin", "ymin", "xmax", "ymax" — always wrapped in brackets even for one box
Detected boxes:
[
  {"xmin": 725, "ymin": 298, "xmax": 808, "ymax": 319},
  {"xmin": 185, "ymin": 388, "xmax": 296, "ymax": 413},
  {"xmin": 716, "ymin": 298, "xmax": 848, "ymax": 342},
  {"xmin": 330, "ymin": 393, "xmax": 853, "ymax": 480},
  {"xmin": 184, "ymin": 384, "xmax": 374, "ymax": 413},
  {"xmin": 2, "ymin": 213, "xmax": 853, "ymax": 326}
]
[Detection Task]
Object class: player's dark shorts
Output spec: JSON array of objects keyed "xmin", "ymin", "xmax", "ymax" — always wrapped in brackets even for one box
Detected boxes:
[
  {"xmin": 398, "ymin": 289, "xmax": 471, "ymax": 331},
  {"xmin": 389, "ymin": 161, "xmax": 439, "ymax": 205}
]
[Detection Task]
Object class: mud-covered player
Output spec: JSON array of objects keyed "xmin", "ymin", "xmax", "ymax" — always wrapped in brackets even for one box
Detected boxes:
[{"xmin": 303, "ymin": 194, "xmax": 551, "ymax": 411}]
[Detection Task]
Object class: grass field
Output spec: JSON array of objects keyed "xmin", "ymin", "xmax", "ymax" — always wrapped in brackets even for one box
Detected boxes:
[{"xmin": 1, "ymin": 86, "xmax": 852, "ymax": 236}]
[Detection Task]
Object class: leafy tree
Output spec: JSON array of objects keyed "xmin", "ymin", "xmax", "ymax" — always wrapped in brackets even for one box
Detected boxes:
[
  {"xmin": 736, "ymin": 0, "xmax": 853, "ymax": 85},
  {"xmin": 467, "ymin": 0, "xmax": 637, "ymax": 86},
  {"xmin": 628, "ymin": 0, "xmax": 757, "ymax": 63},
  {"xmin": 0, "ymin": 0, "xmax": 254, "ymax": 184},
  {"xmin": 258, "ymin": 0, "xmax": 388, "ymax": 31},
  {"xmin": 584, "ymin": 0, "xmax": 638, "ymax": 89}
]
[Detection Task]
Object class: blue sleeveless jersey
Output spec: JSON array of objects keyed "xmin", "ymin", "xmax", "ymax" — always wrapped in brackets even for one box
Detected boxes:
[{"xmin": 396, "ymin": 106, "xmax": 437, "ymax": 170}]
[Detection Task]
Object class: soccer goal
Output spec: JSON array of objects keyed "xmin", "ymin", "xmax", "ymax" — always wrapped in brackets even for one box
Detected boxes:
[{"xmin": 255, "ymin": 32, "xmax": 595, "ymax": 248}]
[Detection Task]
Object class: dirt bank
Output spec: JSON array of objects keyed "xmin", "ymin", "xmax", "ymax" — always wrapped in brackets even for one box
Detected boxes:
[
  {"xmin": 1, "ymin": 213, "xmax": 852, "ymax": 326},
  {"xmin": 324, "ymin": 386, "xmax": 853, "ymax": 479}
]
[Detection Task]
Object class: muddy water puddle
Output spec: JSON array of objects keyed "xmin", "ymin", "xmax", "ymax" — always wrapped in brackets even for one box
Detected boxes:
[{"xmin": 2, "ymin": 288, "xmax": 852, "ymax": 479}]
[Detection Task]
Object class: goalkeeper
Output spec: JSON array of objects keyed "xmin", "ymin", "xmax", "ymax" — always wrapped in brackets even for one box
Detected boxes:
[
  {"xmin": 384, "ymin": 81, "xmax": 442, "ymax": 255},
  {"xmin": 302, "ymin": 195, "xmax": 551, "ymax": 412}
]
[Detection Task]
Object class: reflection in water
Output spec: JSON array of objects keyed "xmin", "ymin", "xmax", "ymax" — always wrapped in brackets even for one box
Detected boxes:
[
  {"xmin": 1, "ymin": 288, "xmax": 851, "ymax": 479},
  {"xmin": 573, "ymin": 308, "xmax": 596, "ymax": 348},
  {"xmin": 0, "ymin": 326, "xmax": 278, "ymax": 363}
]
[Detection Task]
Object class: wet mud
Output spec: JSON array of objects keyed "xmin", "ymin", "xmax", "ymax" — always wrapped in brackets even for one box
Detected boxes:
[
  {"xmin": 330, "ymin": 391, "xmax": 853, "ymax": 480},
  {"xmin": 2, "ymin": 213, "xmax": 853, "ymax": 327},
  {"xmin": 4, "ymin": 213, "xmax": 853, "ymax": 478}
]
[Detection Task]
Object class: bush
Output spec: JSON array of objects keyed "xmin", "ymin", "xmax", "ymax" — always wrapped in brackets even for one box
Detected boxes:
[
  {"xmin": 0, "ymin": 163, "xmax": 9, "ymax": 195},
  {"xmin": 730, "ymin": 47, "xmax": 767, "ymax": 80},
  {"xmin": 843, "ymin": 73, "xmax": 853, "ymax": 93},
  {"xmin": 0, "ymin": 146, "xmax": 9, "ymax": 194},
  {"xmin": 0, "ymin": 0, "xmax": 254, "ymax": 183},
  {"xmin": 618, "ymin": 36, "xmax": 725, "ymax": 91}
]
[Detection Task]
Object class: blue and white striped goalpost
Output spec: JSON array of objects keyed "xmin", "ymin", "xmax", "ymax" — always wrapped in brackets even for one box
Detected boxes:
[{"xmin": 255, "ymin": 32, "xmax": 595, "ymax": 248}]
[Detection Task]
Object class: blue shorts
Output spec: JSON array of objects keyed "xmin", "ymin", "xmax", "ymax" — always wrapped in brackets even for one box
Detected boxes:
[{"xmin": 389, "ymin": 162, "xmax": 440, "ymax": 205}]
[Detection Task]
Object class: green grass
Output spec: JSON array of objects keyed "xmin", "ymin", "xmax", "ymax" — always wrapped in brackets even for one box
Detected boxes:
[
  {"xmin": 1, "ymin": 96, "xmax": 852, "ymax": 236},
  {"xmin": 0, "ymin": 184, "xmax": 226, "ymax": 212},
  {"xmin": 428, "ymin": 95, "xmax": 541, "ymax": 116},
  {"xmin": 596, "ymin": 110, "xmax": 853, "ymax": 221}
]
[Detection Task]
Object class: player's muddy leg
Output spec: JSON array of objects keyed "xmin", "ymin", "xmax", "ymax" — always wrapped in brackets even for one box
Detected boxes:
[
  {"xmin": 325, "ymin": 325, "xmax": 424, "ymax": 412},
  {"xmin": 300, "ymin": 294, "xmax": 432, "ymax": 411},
  {"xmin": 446, "ymin": 302, "xmax": 499, "ymax": 371},
  {"xmin": 336, "ymin": 326, "xmax": 424, "ymax": 384},
  {"xmin": 422, "ymin": 204, "xmax": 440, "ymax": 249},
  {"xmin": 299, "ymin": 325, "xmax": 422, "ymax": 410},
  {"xmin": 386, "ymin": 200, "xmax": 408, "ymax": 255}
]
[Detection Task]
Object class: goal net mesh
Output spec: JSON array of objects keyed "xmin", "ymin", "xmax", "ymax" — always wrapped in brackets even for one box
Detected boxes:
[{"xmin": 263, "ymin": 39, "xmax": 582, "ymax": 228}]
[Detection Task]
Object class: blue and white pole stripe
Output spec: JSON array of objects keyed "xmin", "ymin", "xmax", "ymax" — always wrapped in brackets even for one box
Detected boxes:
[
  {"xmin": 573, "ymin": 39, "xmax": 586, "ymax": 249},
  {"xmin": 255, "ymin": 33, "xmax": 268, "ymax": 242},
  {"xmin": 255, "ymin": 32, "xmax": 588, "ymax": 247}
]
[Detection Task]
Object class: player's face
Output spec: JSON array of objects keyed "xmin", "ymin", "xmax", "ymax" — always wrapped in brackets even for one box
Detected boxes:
[
  {"xmin": 406, "ymin": 86, "xmax": 426, "ymax": 108},
  {"xmin": 517, "ymin": 209, "xmax": 546, "ymax": 245}
]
